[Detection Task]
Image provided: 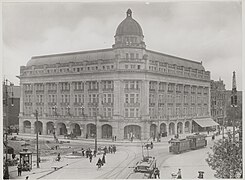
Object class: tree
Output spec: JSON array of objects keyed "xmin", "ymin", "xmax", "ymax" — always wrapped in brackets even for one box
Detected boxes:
[{"xmin": 206, "ymin": 132, "xmax": 242, "ymax": 178}]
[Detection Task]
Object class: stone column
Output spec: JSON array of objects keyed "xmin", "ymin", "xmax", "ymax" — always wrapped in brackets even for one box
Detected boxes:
[
  {"xmin": 19, "ymin": 118, "xmax": 24, "ymax": 133},
  {"xmin": 166, "ymin": 122, "xmax": 169, "ymax": 136},
  {"xmin": 42, "ymin": 120, "xmax": 47, "ymax": 135},
  {"xmin": 31, "ymin": 120, "xmax": 35, "ymax": 134},
  {"xmin": 175, "ymin": 122, "xmax": 178, "ymax": 135},
  {"xmin": 70, "ymin": 82, "xmax": 74, "ymax": 116},
  {"xmin": 67, "ymin": 125, "xmax": 72, "ymax": 134}
]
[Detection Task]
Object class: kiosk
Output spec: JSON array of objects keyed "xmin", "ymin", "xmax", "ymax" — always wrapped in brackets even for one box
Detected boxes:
[{"xmin": 19, "ymin": 148, "xmax": 32, "ymax": 171}]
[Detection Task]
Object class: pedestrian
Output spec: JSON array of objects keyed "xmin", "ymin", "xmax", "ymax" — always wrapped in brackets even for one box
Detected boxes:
[
  {"xmin": 212, "ymin": 135, "xmax": 215, "ymax": 140},
  {"xmin": 198, "ymin": 171, "xmax": 204, "ymax": 179},
  {"xmin": 86, "ymin": 150, "xmax": 89, "ymax": 158},
  {"xmin": 108, "ymin": 146, "xmax": 111, "ymax": 153},
  {"xmin": 96, "ymin": 158, "xmax": 103, "ymax": 169},
  {"xmin": 12, "ymin": 153, "xmax": 16, "ymax": 160},
  {"xmin": 151, "ymin": 141, "xmax": 153, "ymax": 149},
  {"xmin": 155, "ymin": 168, "xmax": 160, "ymax": 179},
  {"xmin": 112, "ymin": 145, "xmax": 116, "ymax": 153},
  {"xmin": 102, "ymin": 154, "xmax": 106, "ymax": 164},
  {"xmin": 177, "ymin": 169, "xmax": 182, "ymax": 179},
  {"xmin": 89, "ymin": 153, "xmax": 93, "ymax": 163},
  {"xmin": 17, "ymin": 163, "xmax": 22, "ymax": 176},
  {"xmin": 115, "ymin": 136, "xmax": 117, "ymax": 141},
  {"xmin": 86, "ymin": 133, "xmax": 88, "ymax": 139}
]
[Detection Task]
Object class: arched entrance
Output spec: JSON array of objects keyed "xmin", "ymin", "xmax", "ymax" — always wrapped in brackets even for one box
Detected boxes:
[
  {"xmin": 124, "ymin": 125, "xmax": 141, "ymax": 140},
  {"xmin": 46, "ymin": 122, "xmax": 54, "ymax": 135},
  {"xmin": 86, "ymin": 123, "xmax": 96, "ymax": 138},
  {"xmin": 185, "ymin": 121, "xmax": 190, "ymax": 133},
  {"xmin": 102, "ymin": 124, "xmax": 112, "ymax": 139},
  {"xmin": 177, "ymin": 122, "xmax": 183, "ymax": 134},
  {"xmin": 169, "ymin": 122, "xmax": 175, "ymax": 135},
  {"xmin": 150, "ymin": 124, "xmax": 157, "ymax": 138},
  {"xmin": 35, "ymin": 121, "xmax": 43, "ymax": 135},
  {"xmin": 160, "ymin": 123, "xmax": 167, "ymax": 137},
  {"xmin": 23, "ymin": 121, "xmax": 31, "ymax": 133},
  {"xmin": 70, "ymin": 123, "xmax": 81, "ymax": 136},
  {"xmin": 57, "ymin": 123, "xmax": 67, "ymax": 135}
]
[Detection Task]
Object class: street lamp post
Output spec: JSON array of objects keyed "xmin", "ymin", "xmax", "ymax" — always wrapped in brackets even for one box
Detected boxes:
[{"xmin": 35, "ymin": 110, "xmax": 40, "ymax": 168}]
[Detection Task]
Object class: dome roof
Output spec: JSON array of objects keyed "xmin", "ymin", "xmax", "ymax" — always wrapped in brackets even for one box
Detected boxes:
[{"xmin": 115, "ymin": 9, "xmax": 143, "ymax": 37}]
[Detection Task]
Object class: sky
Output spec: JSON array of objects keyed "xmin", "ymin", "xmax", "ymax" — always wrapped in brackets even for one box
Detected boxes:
[{"xmin": 2, "ymin": 1, "xmax": 243, "ymax": 90}]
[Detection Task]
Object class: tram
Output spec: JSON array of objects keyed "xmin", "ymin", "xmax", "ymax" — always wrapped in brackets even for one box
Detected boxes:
[
  {"xmin": 134, "ymin": 156, "xmax": 156, "ymax": 174},
  {"xmin": 169, "ymin": 134, "xmax": 207, "ymax": 154}
]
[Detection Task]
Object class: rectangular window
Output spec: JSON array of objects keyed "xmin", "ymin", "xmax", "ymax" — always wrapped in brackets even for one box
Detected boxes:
[
  {"xmin": 130, "ymin": 81, "xmax": 134, "ymax": 89},
  {"xmin": 130, "ymin": 94, "xmax": 134, "ymax": 103},
  {"xmin": 103, "ymin": 94, "xmax": 107, "ymax": 103},
  {"xmin": 108, "ymin": 94, "xmax": 112, "ymax": 103},
  {"xmin": 130, "ymin": 53, "xmax": 134, "ymax": 59},
  {"xmin": 136, "ymin": 81, "xmax": 139, "ymax": 89},
  {"xmin": 130, "ymin": 108, "xmax": 134, "ymax": 117},
  {"xmin": 108, "ymin": 108, "xmax": 112, "ymax": 117},
  {"xmin": 125, "ymin": 94, "xmax": 129, "ymax": 103},
  {"xmin": 136, "ymin": 94, "xmax": 139, "ymax": 103},
  {"xmin": 136, "ymin": 108, "xmax": 139, "ymax": 117},
  {"xmin": 125, "ymin": 109, "xmax": 129, "ymax": 117},
  {"xmin": 126, "ymin": 53, "xmax": 129, "ymax": 60},
  {"xmin": 125, "ymin": 81, "xmax": 129, "ymax": 89}
]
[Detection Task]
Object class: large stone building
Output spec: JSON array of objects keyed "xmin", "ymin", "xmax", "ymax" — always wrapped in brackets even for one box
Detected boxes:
[{"xmin": 19, "ymin": 9, "xmax": 213, "ymax": 140}]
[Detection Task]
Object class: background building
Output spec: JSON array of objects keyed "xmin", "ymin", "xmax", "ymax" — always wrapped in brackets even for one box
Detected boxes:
[
  {"xmin": 19, "ymin": 9, "xmax": 213, "ymax": 140},
  {"xmin": 210, "ymin": 79, "xmax": 226, "ymax": 127},
  {"xmin": 3, "ymin": 80, "xmax": 20, "ymax": 128},
  {"xmin": 225, "ymin": 90, "xmax": 242, "ymax": 127}
]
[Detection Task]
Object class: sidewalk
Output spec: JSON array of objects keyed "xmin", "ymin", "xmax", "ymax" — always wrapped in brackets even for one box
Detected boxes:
[
  {"xmin": 9, "ymin": 154, "xmax": 74, "ymax": 179},
  {"xmin": 16, "ymin": 131, "xmax": 213, "ymax": 146},
  {"xmin": 9, "ymin": 147, "xmax": 133, "ymax": 179},
  {"xmin": 160, "ymin": 135, "xmax": 222, "ymax": 179}
]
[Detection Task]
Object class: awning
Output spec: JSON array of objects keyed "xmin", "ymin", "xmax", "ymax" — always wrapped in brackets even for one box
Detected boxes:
[{"xmin": 193, "ymin": 118, "xmax": 219, "ymax": 127}]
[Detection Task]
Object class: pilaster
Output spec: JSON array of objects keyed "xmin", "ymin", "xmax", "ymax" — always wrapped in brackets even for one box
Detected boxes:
[
  {"xmin": 113, "ymin": 80, "xmax": 121, "ymax": 116},
  {"xmin": 141, "ymin": 80, "xmax": 149, "ymax": 117}
]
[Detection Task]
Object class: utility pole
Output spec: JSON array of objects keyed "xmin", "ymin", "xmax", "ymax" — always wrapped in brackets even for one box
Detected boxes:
[{"xmin": 35, "ymin": 110, "xmax": 40, "ymax": 168}]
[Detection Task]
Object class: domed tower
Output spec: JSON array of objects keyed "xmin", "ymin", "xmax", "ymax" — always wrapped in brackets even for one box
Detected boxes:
[
  {"xmin": 113, "ymin": 9, "xmax": 147, "ymax": 67},
  {"xmin": 113, "ymin": 9, "xmax": 146, "ymax": 49}
]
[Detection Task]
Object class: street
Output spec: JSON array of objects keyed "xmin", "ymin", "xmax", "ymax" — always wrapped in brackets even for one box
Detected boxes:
[{"xmin": 8, "ymin": 133, "xmax": 220, "ymax": 179}]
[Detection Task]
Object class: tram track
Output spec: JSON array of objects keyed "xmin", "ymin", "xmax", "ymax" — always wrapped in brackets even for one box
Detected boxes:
[{"xmin": 95, "ymin": 148, "xmax": 139, "ymax": 179}]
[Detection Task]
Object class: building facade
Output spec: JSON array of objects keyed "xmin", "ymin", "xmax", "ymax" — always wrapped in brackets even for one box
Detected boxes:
[
  {"xmin": 3, "ymin": 81, "xmax": 20, "ymax": 128},
  {"xmin": 210, "ymin": 79, "xmax": 226, "ymax": 126},
  {"xmin": 19, "ymin": 9, "xmax": 211, "ymax": 140},
  {"xmin": 225, "ymin": 90, "xmax": 242, "ymax": 127}
]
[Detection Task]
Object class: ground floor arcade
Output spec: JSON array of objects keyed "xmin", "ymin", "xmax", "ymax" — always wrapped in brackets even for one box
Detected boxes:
[{"xmin": 19, "ymin": 118, "xmax": 194, "ymax": 140}]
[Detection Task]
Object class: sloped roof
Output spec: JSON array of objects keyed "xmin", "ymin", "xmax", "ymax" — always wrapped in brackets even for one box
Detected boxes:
[
  {"xmin": 26, "ymin": 48, "xmax": 114, "ymax": 66},
  {"xmin": 146, "ymin": 50, "xmax": 205, "ymax": 71}
]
